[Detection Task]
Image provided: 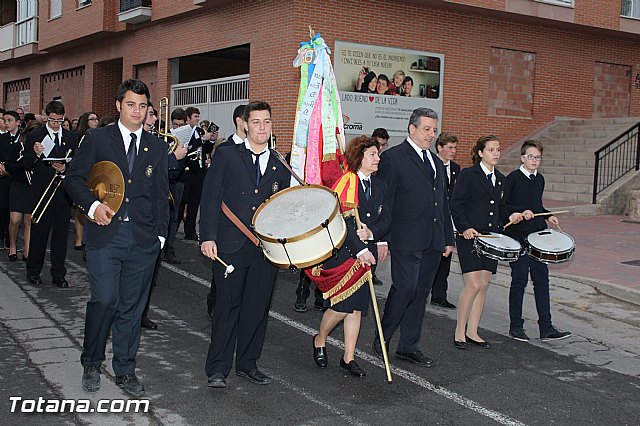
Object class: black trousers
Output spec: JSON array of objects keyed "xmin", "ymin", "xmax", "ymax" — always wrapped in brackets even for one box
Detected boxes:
[
  {"xmin": 0, "ymin": 180, "xmax": 10, "ymax": 246},
  {"xmin": 431, "ymin": 253, "xmax": 452, "ymax": 301},
  {"xmin": 143, "ymin": 250, "xmax": 163, "ymax": 320},
  {"xmin": 26, "ymin": 192, "xmax": 71, "ymax": 279},
  {"xmin": 380, "ymin": 248, "xmax": 441, "ymax": 353},
  {"xmin": 205, "ymin": 242, "xmax": 278, "ymax": 377},
  {"xmin": 81, "ymin": 223, "xmax": 160, "ymax": 375},
  {"xmin": 179, "ymin": 171, "xmax": 204, "ymax": 237},
  {"xmin": 166, "ymin": 181, "xmax": 184, "ymax": 252}
]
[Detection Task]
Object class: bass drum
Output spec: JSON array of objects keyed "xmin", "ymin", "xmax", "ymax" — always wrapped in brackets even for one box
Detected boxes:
[
  {"xmin": 252, "ymin": 184, "xmax": 347, "ymax": 269},
  {"xmin": 526, "ymin": 229, "xmax": 575, "ymax": 264}
]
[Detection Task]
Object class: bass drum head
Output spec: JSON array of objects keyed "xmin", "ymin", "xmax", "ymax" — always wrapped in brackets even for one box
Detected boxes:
[
  {"xmin": 526, "ymin": 229, "xmax": 575, "ymax": 253},
  {"xmin": 253, "ymin": 185, "xmax": 338, "ymax": 240}
]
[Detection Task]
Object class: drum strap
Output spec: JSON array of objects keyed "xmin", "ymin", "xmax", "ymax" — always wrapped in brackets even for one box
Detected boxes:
[{"xmin": 221, "ymin": 201, "xmax": 260, "ymax": 247}]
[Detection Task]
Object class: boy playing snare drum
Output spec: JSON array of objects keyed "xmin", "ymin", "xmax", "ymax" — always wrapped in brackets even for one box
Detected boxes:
[{"xmin": 501, "ymin": 140, "xmax": 571, "ymax": 342}]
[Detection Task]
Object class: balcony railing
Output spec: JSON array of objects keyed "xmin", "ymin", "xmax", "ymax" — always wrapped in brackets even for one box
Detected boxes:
[
  {"xmin": 16, "ymin": 16, "xmax": 37, "ymax": 46},
  {"xmin": 0, "ymin": 23, "xmax": 16, "ymax": 52},
  {"xmin": 120, "ymin": 0, "xmax": 152, "ymax": 13},
  {"xmin": 622, "ymin": 0, "xmax": 640, "ymax": 19}
]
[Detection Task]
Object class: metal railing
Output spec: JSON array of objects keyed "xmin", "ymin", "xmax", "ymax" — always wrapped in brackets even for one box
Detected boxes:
[
  {"xmin": 120, "ymin": 0, "xmax": 152, "ymax": 13},
  {"xmin": 592, "ymin": 122, "xmax": 640, "ymax": 203}
]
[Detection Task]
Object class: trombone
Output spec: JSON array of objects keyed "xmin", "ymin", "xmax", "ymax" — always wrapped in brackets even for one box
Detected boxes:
[
  {"xmin": 32, "ymin": 149, "xmax": 72, "ymax": 224},
  {"xmin": 151, "ymin": 96, "xmax": 180, "ymax": 153}
]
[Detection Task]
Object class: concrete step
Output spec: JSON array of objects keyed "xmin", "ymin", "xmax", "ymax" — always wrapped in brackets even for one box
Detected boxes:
[
  {"xmin": 543, "ymin": 191, "xmax": 593, "ymax": 203},
  {"xmin": 544, "ymin": 174, "xmax": 594, "ymax": 184},
  {"xmin": 545, "ymin": 158, "xmax": 595, "ymax": 168},
  {"xmin": 538, "ymin": 166, "xmax": 594, "ymax": 176},
  {"xmin": 548, "ymin": 182, "xmax": 592, "ymax": 194}
]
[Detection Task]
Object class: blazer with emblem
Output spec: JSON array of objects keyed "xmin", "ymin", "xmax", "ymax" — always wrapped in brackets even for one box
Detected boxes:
[
  {"xmin": 450, "ymin": 162, "xmax": 505, "ymax": 234},
  {"xmin": 444, "ymin": 159, "xmax": 461, "ymax": 200},
  {"xmin": 324, "ymin": 174, "xmax": 390, "ymax": 268},
  {"xmin": 22, "ymin": 126, "xmax": 79, "ymax": 200},
  {"xmin": 377, "ymin": 140, "xmax": 454, "ymax": 252},
  {"xmin": 199, "ymin": 143, "xmax": 291, "ymax": 254},
  {"xmin": 64, "ymin": 125, "xmax": 169, "ymax": 249}
]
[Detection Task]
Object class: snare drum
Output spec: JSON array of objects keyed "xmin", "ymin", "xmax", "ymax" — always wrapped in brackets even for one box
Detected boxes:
[
  {"xmin": 474, "ymin": 233, "xmax": 521, "ymax": 262},
  {"xmin": 526, "ymin": 229, "xmax": 575, "ymax": 264},
  {"xmin": 252, "ymin": 184, "xmax": 347, "ymax": 269}
]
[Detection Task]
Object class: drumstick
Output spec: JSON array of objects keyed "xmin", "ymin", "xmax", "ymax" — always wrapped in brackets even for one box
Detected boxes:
[
  {"xmin": 215, "ymin": 257, "xmax": 235, "ymax": 278},
  {"xmin": 504, "ymin": 210, "xmax": 570, "ymax": 229}
]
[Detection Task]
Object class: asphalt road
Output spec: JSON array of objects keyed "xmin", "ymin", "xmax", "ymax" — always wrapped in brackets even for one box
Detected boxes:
[{"xmin": 0, "ymin": 232, "xmax": 639, "ymax": 425}]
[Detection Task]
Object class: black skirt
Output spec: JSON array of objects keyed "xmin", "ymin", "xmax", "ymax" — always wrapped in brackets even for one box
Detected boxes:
[
  {"xmin": 456, "ymin": 235, "xmax": 498, "ymax": 274},
  {"xmin": 324, "ymin": 279, "xmax": 370, "ymax": 313},
  {"xmin": 9, "ymin": 181, "xmax": 32, "ymax": 214}
]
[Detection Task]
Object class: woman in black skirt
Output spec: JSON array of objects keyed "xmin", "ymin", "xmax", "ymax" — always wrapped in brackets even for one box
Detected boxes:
[
  {"xmin": 450, "ymin": 135, "xmax": 505, "ymax": 350},
  {"xmin": 5, "ymin": 121, "xmax": 41, "ymax": 261},
  {"xmin": 312, "ymin": 136, "xmax": 390, "ymax": 377}
]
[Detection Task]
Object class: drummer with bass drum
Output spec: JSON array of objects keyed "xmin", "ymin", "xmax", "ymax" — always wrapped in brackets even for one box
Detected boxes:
[
  {"xmin": 200, "ymin": 101, "xmax": 290, "ymax": 389},
  {"xmin": 500, "ymin": 139, "xmax": 571, "ymax": 343},
  {"xmin": 450, "ymin": 135, "xmax": 508, "ymax": 351}
]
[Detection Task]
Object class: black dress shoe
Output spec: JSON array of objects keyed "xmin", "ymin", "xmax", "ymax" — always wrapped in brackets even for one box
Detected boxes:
[
  {"xmin": 431, "ymin": 298, "xmax": 456, "ymax": 309},
  {"xmin": 8, "ymin": 253, "xmax": 17, "ymax": 262},
  {"xmin": 27, "ymin": 275, "xmax": 42, "ymax": 285},
  {"xmin": 207, "ymin": 373, "xmax": 226, "ymax": 388},
  {"xmin": 116, "ymin": 374, "xmax": 145, "ymax": 396},
  {"xmin": 21, "ymin": 256, "xmax": 27, "ymax": 262},
  {"xmin": 52, "ymin": 278, "xmax": 69, "ymax": 288},
  {"xmin": 81, "ymin": 365, "xmax": 101, "ymax": 392},
  {"xmin": 141, "ymin": 317, "xmax": 158, "ymax": 330},
  {"xmin": 454, "ymin": 339, "xmax": 468, "ymax": 350},
  {"xmin": 236, "ymin": 368, "xmax": 271, "ymax": 385},
  {"xmin": 372, "ymin": 338, "xmax": 389, "ymax": 359},
  {"xmin": 313, "ymin": 335, "xmax": 328, "ymax": 368},
  {"xmin": 465, "ymin": 335, "xmax": 491, "ymax": 349},
  {"xmin": 395, "ymin": 350, "xmax": 434, "ymax": 367},
  {"xmin": 163, "ymin": 251, "xmax": 181, "ymax": 265},
  {"xmin": 294, "ymin": 297, "xmax": 307, "ymax": 313},
  {"xmin": 74, "ymin": 244, "xmax": 83, "ymax": 251},
  {"xmin": 372, "ymin": 274, "xmax": 384, "ymax": 286},
  {"xmin": 340, "ymin": 358, "xmax": 366, "ymax": 377},
  {"xmin": 313, "ymin": 300, "xmax": 324, "ymax": 311}
]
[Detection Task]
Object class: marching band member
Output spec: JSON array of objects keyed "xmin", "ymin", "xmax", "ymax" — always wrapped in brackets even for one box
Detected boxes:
[
  {"xmin": 501, "ymin": 140, "xmax": 571, "ymax": 342},
  {"xmin": 450, "ymin": 135, "xmax": 504, "ymax": 350},
  {"xmin": 200, "ymin": 101, "xmax": 290, "ymax": 388},
  {"xmin": 5, "ymin": 121, "xmax": 41, "ymax": 262},
  {"xmin": 65, "ymin": 79, "xmax": 169, "ymax": 396},
  {"xmin": 22, "ymin": 101, "xmax": 80, "ymax": 287},
  {"xmin": 311, "ymin": 135, "xmax": 389, "ymax": 377}
]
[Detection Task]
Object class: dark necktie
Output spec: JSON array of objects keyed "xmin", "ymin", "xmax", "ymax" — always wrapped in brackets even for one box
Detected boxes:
[
  {"xmin": 421, "ymin": 150, "xmax": 435, "ymax": 178},
  {"xmin": 487, "ymin": 173, "xmax": 494, "ymax": 187},
  {"xmin": 445, "ymin": 164, "xmax": 450, "ymax": 184},
  {"xmin": 52, "ymin": 132, "xmax": 59, "ymax": 156},
  {"xmin": 252, "ymin": 151, "xmax": 264, "ymax": 186},
  {"xmin": 529, "ymin": 173, "xmax": 536, "ymax": 181},
  {"xmin": 127, "ymin": 133, "xmax": 137, "ymax": 173},
  {"xmin": 363, "ymin": 178, "xmax": 371, "ymax": 200}
]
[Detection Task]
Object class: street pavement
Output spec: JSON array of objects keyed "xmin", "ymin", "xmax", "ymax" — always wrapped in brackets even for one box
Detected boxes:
[{"xmin": 0, "ymin": 216, "xmax": 639, "ymax": 425}]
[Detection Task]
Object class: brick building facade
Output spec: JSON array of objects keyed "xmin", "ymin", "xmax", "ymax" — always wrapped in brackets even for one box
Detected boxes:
[{"xmin": 1, "ymin": 0, "xmax": 640, "ymax": 164}]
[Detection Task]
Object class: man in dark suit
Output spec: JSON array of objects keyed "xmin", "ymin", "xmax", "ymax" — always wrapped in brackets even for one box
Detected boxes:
[
  {"xmin": 431, "ymin": 132, "xmax": 461, "ymax": 309},
  {"xmin": 374, "ymin": 107, "xmax": 455, "ymax": 367},
  {"xmin": 205, "ymin": 103, "xmax": 247, "ymax": 319},
  {"xmin": 22, "ymin": 101, "xmax": 79, "ymax": 287},
  {"xmin": 65, "ymin": 79, "xmax": 169, "ymax": 396},
  {"xmin": 200, "ymin": 101, "xmax": 290, "ymax": 389}
]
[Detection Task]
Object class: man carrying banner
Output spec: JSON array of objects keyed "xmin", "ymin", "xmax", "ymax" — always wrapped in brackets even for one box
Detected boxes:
[{"xmin": 310, "ymin": 135, "xmax": 389, "ymax": 377}]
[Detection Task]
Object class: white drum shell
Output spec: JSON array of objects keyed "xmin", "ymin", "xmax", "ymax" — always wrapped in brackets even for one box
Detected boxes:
[
  {"xmin": 252, "ymin": 185, "xmax": 347, "ymax": 269},
  {"xmin": 526, "ymin": 229, "xmax": 575, "ymax": 264},
  {"xmin": 474, "ymin": 233, "xmax": 521, "ymax": 262}
]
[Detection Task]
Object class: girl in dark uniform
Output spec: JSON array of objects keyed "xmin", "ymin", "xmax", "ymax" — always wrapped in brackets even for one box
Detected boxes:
[
  {"xmin": 5, "ymin": 121, "xmax": 41, "ymax": 261},
  {"xmin": 312, "ymin": 136, "xmax": 390, "ymax": 377},
  {"xmin": 450, "ymin": 135, "xmax": 504, "ymax": 350}
]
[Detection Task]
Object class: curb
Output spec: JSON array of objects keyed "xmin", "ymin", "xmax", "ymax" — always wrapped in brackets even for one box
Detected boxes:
[{"xmin": 449, "ymin": 257, "xmax": 640, "ymax": 308}]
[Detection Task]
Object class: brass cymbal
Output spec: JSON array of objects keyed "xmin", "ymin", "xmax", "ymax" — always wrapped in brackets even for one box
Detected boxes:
[{"xmin": 87, "ymin": 161, "xmax": 125, "ymax": 217}]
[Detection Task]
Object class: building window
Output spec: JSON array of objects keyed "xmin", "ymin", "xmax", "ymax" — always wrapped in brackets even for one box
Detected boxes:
[
  {"xmin": 17, "ymin": 0, "xmax": 38, "ymax": 46},
  {"xmin": 534, "ymin": 0, "xmax": 573, "ymax": 7},
  {"xmin": 50, "ymin": 0, "xmax": 62, "ymax": 19},
  {"xmin": 622, "ymin": 0, "xmax": 640, "ymax": 18},
  {"xmin": 78, "ymin": 0, "xmax": 92, "ymax": 7}
]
